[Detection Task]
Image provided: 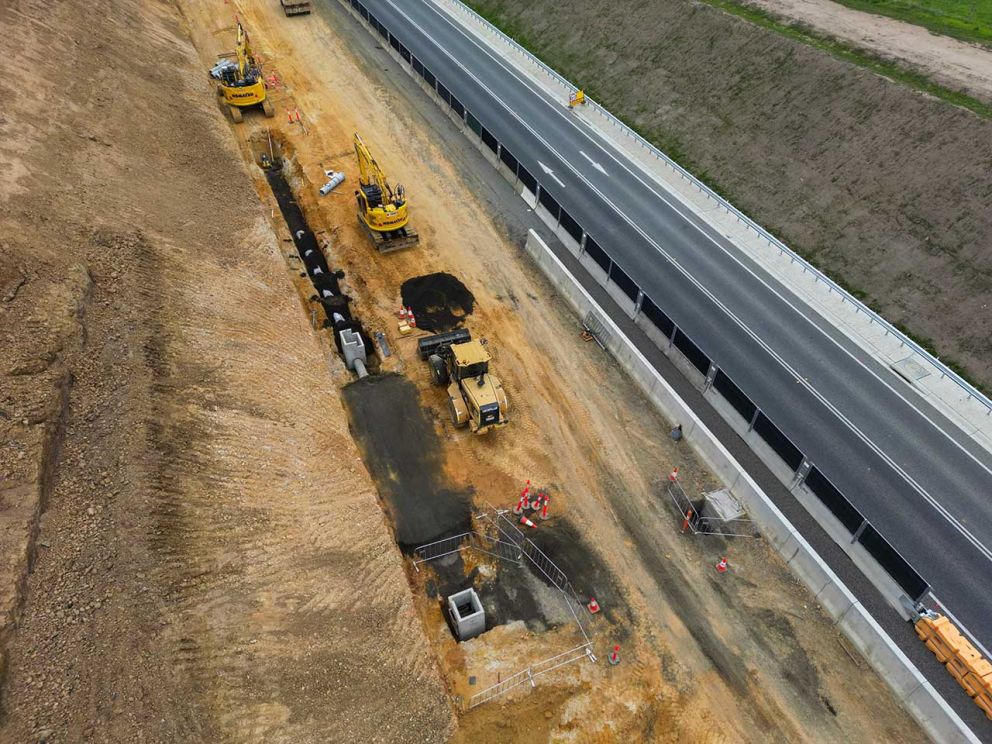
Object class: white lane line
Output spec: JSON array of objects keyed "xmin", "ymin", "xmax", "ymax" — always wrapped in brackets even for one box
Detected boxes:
[
  {"xmin": 579, "ymin": 150, "xmax": 608, "ymax": 176},
  {"xmin": 537, "ymin": 160, "xmax": 566, "ymax": 188},
  {"xmin": 410, "ymin": 0, "xmax": 992, "ymax": 560}
]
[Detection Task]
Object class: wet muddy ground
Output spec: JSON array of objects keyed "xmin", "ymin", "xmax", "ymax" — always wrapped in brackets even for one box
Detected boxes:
[{"xmin": 342, "ymin": 373, "xmax": 472, "ymax": 549}]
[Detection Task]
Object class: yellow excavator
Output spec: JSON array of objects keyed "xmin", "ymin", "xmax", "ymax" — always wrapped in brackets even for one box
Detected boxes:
[
  {"xmin": 216, "ymin": 22, "xmax": 274, "ymax": 123},
  {"xmin": 353, "ymin": 133, "xmax": 419, "ymax": 253}
]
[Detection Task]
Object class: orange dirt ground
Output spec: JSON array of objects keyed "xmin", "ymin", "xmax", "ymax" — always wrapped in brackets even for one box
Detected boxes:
[{"xmin": 176, "ymin": 0, "xmax": 924, "ymax": 740}]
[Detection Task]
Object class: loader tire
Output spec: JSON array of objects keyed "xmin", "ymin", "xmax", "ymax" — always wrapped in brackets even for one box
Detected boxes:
[{"xmin": 428, "ymin": 354, "xmax": 448, "ymax": 386}]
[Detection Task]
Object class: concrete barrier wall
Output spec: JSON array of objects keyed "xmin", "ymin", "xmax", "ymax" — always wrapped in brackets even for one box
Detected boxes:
[{"xmin": 522, "ymin": 229, "xmax": 978, "ymax": 744}]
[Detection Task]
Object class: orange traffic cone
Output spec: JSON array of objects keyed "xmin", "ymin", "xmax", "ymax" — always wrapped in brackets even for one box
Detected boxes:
[
  {"xmin": 587, "ymin": 597, "xmax": 600, "ymax": 614},
  {"xmin": 668, "ymin": 467, "xmax": 679, "ymax": 482},
  {"xmin": 519, "ymin": 515, "xmax": 537, "ymax": 529},
  {"xmin": 407, "ymin": 307, "xmax": 416, "ymax": 328},
  {"xmin": 715, "ymin": 557, "xmax": 728, "ymax": 573}
]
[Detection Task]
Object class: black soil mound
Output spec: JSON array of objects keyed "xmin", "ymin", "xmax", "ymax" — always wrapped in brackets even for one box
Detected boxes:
[
  {"xmin": 342, "ymin": 374, "xmax": 472, "ymax": 551},
  {"xmin": 400, "ymin": 273, "xmax": 475, "ymax": 332}
]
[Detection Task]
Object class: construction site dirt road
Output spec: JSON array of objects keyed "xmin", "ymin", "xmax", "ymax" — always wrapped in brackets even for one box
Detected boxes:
[{"xmin": 0, "ymin": 0, "xmax": 925, "ymax": 740}]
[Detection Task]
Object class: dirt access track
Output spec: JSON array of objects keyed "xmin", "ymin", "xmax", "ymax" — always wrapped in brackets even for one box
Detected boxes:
[
  {"xmin": 748, "ymin": 0, "xmax": 992, "ymax": 104},
  {"xmin": 0, "ymin": 0, "xmax": 922, "ymax": 741}
]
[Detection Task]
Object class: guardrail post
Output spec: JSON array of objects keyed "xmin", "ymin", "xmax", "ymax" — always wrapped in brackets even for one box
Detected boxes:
[
  {"xmin": 703, "ymin": 363, "xmax": 717, "ymax": 392},
  {"xmin": 747, "ymin": 408, "xmax": 760, "ymax": 432},
  {"xmin": 791, "ymin": 457, "xmax": 812, "ymax": 489},
  {"xmin": 851, "ymin": 519, "xmax": 869, "ymax": 544}
]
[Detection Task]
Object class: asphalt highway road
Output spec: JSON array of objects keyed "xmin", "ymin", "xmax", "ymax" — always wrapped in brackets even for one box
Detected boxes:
[{"xmin": 352, "ymin": 0, "xmax": 992, "ymax": 651}]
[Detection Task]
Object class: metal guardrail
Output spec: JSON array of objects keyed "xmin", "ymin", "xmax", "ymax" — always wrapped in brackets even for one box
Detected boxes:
[
  {"xmin": 446, "ymin": 0, "xmax": 992, "ymax": 416},
  {"xmin": 467, "ymin": 642, "xmax": 595, "ymax": 708},
  {"xmin": 412, "ymin": 531, "xmax": 522, "ymax": 569}
]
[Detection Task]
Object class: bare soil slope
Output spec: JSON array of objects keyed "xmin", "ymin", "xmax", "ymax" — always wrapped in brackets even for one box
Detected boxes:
[
  {"xmin": 0, "ymin": 0, "xmax": 451, "ymax": 741},
  {"xmin": 469, "ymin": 0, "xmax": 992, "ymax": 389}
]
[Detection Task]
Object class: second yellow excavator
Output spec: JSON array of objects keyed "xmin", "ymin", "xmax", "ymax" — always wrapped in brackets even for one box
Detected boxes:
[
  {"xmin": 353, "ymin": 133, "xmax": 419, "ymax": 253},
  {"xmin": 216, "ymin": 22, "xmax": 274, "ymax": 123}
]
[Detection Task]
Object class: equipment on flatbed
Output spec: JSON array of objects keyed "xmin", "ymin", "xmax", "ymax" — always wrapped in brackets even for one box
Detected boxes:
[
  {"xmin": 280, "ymin": 0, "xmax": 311, "ymax": 15},
  {"xmin": 418, "ymin": 329, "xmax": 508, "ymax": 434},
  {"xmin": 353, "ymin": 133, "xmax": 419, "ymax": 253},
  {"xmin": 216, "ymin": 23, "xmax": 274, "ymax": 122}
]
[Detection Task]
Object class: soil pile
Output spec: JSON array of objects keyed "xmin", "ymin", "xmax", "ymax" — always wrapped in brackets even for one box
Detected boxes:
[{"xmin": 401, "ymin": 272, "xmax": 475, "ymax": 332}]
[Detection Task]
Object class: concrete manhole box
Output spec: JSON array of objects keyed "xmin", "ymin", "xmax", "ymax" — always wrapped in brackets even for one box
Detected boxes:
[{"xmin": 447, "ymin": 588, "xmax": 485, "ymax": 641}]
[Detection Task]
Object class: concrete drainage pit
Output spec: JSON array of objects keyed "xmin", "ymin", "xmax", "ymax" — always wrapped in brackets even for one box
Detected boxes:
[
  {"xmin": 448, "ymin": 587, "xmax": 485, "ymax": 642},
  {"xmin": 264, "ymin": 156, "xmax": 379, "ymax": 376},
  {"xmin": 400, "ymin": 272, "xmax": 475, "ymax": 332}
]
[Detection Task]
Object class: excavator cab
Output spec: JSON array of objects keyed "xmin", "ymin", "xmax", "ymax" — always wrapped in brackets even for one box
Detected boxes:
[
  {"xmin": 353, "ymin": 133, "xmax": 419, "ymax": 252},
  {"xmin": 216, "ymin": 23, "xmax": 274, "ymax": 122}
]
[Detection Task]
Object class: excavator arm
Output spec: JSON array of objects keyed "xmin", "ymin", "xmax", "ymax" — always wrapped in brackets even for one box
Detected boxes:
[{"xmin": 354, "ymin": 133, "xmax": 403, "ymax": 206}]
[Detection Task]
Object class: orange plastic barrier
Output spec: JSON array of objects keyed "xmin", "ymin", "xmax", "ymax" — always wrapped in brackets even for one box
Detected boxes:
[{"xmin": 916, "ymin": 614, "xmax": 992, "ymax": 720}]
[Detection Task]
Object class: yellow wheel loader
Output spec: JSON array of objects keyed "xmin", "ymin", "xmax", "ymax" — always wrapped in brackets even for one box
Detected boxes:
[
  {"xmin": 216, "ymin": 23, "xmax": 274, "ymax": 123},
  {"xmin": 353, "ymin": 133, "xmax": 419, "ymax": 253},
  {"xmin": 418, "ymin": 329, "xmax": 508, "ymax": 434}
]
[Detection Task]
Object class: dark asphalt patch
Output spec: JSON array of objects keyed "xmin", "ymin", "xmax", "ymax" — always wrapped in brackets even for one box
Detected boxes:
[
  {"xmin": 524, "ymin": 518, "xmax": 629, "ymax": 632},
  {"xmin": 400, "ymin": 272, "xmax": 474, "ymax": 332},
  {"xmin": 342, "ymin": 374, "xmax": 471, "ymax": 551},
  {"xmin": 426, "ymin": 552, "xmax": 551, "ymax": 633}
]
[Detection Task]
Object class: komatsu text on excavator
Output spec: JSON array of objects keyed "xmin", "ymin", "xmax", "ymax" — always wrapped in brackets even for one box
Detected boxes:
[
  {"xmin": 353, "ymin": 132, "xmax": 420, "ymax": 253},
  {"xmin": 216, "ymin": 22, "xmax": 274, "ymax": 123}
]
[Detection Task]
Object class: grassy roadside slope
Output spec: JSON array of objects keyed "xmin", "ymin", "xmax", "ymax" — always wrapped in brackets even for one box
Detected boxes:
[{"xmin": 466, "ymin": 0, "xmax": 992, "ymax": 390}]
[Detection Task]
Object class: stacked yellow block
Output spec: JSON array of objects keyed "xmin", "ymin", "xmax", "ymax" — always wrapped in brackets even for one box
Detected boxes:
[{"xmin": 916, "ymin": 614, "xmax": 992, "ymax": 720}]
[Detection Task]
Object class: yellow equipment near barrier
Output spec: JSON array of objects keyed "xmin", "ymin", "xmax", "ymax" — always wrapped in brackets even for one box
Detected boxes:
[
  {"xmin": 353, "ymin": 132, "xmax": 419, "ymax": 253},
  {"xmin": 568, "ymin": 89, "xmax": 586, "ymax": 108},
  {"xmin": 216, "ymin": 22, "xmax": 274, "ymax": 123},
  {"xmin": 916, "ymin": 613, "xmax": 992, "ymax": 720}
]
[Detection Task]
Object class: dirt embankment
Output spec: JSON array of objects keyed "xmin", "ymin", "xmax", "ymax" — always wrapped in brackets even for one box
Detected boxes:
[
  {"xmin": 469, "ymin": 0, "xmax": 992, "ymax": 388},
  {"xmin": 0, "ymin": 0, "xmax": 451, "ymax": 741}
]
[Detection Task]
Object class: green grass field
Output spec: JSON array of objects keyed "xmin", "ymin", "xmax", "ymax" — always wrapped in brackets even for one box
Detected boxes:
[{"xmin": 827, "ymin": 0, "xmax": 992, "ymax": 47}]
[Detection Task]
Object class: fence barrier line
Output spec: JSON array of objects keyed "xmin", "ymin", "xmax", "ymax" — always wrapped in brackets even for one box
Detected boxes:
[{"xmin": 468, "ymin": 643, "xmax": 594, "ymax": 708}]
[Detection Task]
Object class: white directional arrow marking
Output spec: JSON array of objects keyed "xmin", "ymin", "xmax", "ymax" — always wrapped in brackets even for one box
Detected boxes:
[
  {"xmin": 580, "ymin": 150, "xmax": 608, "ymax": 176},
  {"xmin": 537, "ymin": 160, "xmax": 566, "ymax": 188}
]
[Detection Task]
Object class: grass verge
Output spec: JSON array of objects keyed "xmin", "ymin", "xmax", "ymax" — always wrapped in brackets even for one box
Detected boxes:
[{"xmin": 826, "ymin": 0, "xmax": 992, "ymax": 49}]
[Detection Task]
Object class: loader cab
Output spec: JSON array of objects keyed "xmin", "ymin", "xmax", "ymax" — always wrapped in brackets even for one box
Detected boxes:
[{"xmin": 451, "ymin": 340, "xmax": 490, "ymax": 381}]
